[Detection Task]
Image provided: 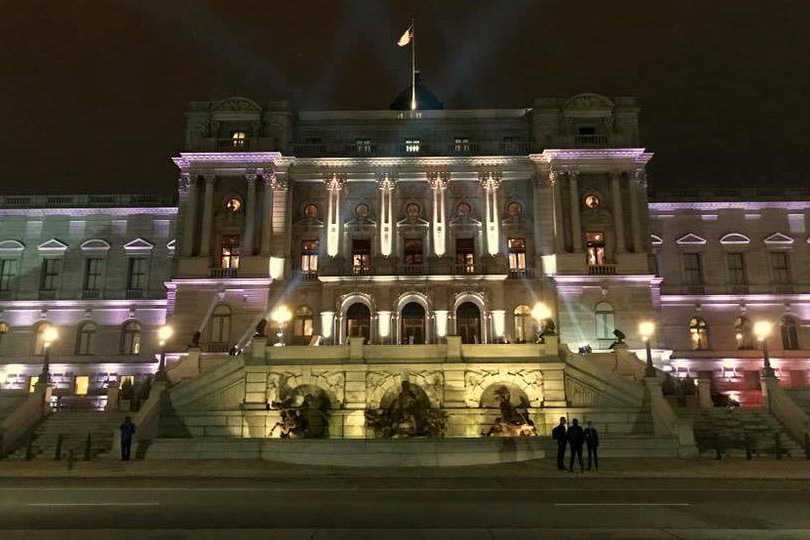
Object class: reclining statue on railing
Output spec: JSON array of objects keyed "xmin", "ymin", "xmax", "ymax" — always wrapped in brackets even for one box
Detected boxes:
[{"xmin": 482, "ymin": 386, "xmax": 537, "ymax": 437}]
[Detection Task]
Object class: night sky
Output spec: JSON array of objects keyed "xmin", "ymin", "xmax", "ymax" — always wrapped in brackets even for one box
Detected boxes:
[{"xmin": 1, "ymin": 1, "xmax": 808, "ymax": 196}]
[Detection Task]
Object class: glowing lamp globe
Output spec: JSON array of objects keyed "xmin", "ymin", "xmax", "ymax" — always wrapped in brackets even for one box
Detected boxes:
[
  {"xmin": 271, "ymin": 305, "xmax": 293, "ymax": 325},
  {"xmin": 158, "ymin": 325, "xmax": 174, "ymax": 345},
  {"xmin": 531, "ymin": 302, "xmax": 552, "ymax": 323},
  {"xmin": 42, "ymin": 325, "xmax": 59, "ymax": 346},
  {"xmin": 754, "ymin": 320, "xmax": 773, "ymax": 342},
  {"xmin": 638, "ymin": 321, "xmax": 656, "ymax": 341}
]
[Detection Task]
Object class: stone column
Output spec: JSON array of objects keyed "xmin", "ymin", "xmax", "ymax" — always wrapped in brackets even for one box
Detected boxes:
[
  {"xmin": 243, "ymin": 173, "xmax": 257, "ymax": 256},
  {"xmin": 610, "ymin": 171, "xmax": 626, "ymax": 253},
  {"xmin": 569, "ymin": 170, "xmax": 582, "ymax": 252},
  {"xmin": 480, "ymin": 171, "xmax": 502, "ymax": 256},
  {"xmin": 428, "ymin": 170, "xmax": 449, "ymax": 257},
  {"xmin": 630, "ymin": 169, "xmax": 645, "ymax": 253},
  {"xmin": 180, "ymin": 173, "xmax": 197, "ymax": 257},
  {"xmin": 550, "ymin": 169, "xmax": 565, "ymax": 254},
  {"xmin": 260, "ymin": 172, "xmax": 274, "ymax": 256},
  {"xmin": 270, "ymin": 173, "xmax": 289, "ymax": 257},
  {"xmin": 325, "ymin": 173, "xmax": 346, "ymax": 257},
  {"xmin": 199, "ymin": 174, "xmax": 216, "ymax": 257},
  {"xmin": 377, "ymin": 173, "xmax": 395, "ymax": 257}
]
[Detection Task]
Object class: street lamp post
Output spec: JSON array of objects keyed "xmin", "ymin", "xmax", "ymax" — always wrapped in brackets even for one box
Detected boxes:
[
  {"xmin": 271, "ymin": 305, "xmax": 293, "ymax": 346},
  {"xmin": 40, "ymin": 325, "xmax": 59, "ymax": 384},
  {"xmin": 531, "ymin": 302, "xmax": 553, "ymax": 344},
  {"xmin": 639, "ymin": 321, "xmax": 657, "ymax": 378},
  {"xmin": 754, "ymin": 320, "xmax": 775, "ymax": 378},
  {"xmin": 155, "ymin": 324, "xmax": 174, "ymax": 382}
]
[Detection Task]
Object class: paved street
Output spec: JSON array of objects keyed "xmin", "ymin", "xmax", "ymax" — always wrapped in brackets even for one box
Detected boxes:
[{"xmin": 2, "ymin": 475, "xmax": 810, "ymax": 538}]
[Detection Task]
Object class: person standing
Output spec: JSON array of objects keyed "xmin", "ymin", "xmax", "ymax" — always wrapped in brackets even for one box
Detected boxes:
[
  {"xmin": 584, "ymin": 420, "xmax": 600, "ymax": 471},
  {"xmin": 120, "ymin": 416, "xmax": 136, "ymax": 461},
  {"xmin": 567, "ymin": 418, "xmax": 585, "ymax": 472},
  {"xmin": 551, "ymin": 416, "xmax": 567, "ymax": 471}
]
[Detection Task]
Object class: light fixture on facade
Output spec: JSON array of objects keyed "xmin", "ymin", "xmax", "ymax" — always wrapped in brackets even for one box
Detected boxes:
[
  {"xmin": 271, "ymin": 305, "xmax": 293, "ymax": 346},
  {"xmin": 638, "ymin": 320, "xmax": 656, "ymax": 377}
]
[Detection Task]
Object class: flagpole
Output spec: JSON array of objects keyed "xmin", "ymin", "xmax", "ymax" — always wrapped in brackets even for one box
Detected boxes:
[{"xmin": 410, "ymin": 18, "xmax": 416, "ymax": 111}]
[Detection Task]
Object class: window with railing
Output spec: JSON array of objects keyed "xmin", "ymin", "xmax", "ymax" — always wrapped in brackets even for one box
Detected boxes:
[
  {"xmin": 355, "ymin": 139, "xmax": 372, "ymax": 155},
  {"xmin": 127, "ymin": 258, "xmax": 147, "ymax": 291},
  {"xmin": 294, "ymin": 306, "xmax": 314, "ymax": 338},
  {"xmin": 508, "ymin": 238, "xmax": 527, "ymax": 275},
  {"xmin": 220, "ymin": 235, "xmax": 240, "ymax": 270},
  {"xmin": 683, "ymin": 253, "xmax": 704, "ymax": 286},
  {"xmin": 734, "ymin": 317, "xmax": 754, "ymax": 350},
  {"xmin": 231, "ymin": 131, "xmax": 247, "ymax": 148},
  {"xmin": 586, "ymin": 232, "xmax": 606, "ymax": 266},
  {"xmin": 75, "ymin": 322, "xmax": 97, "ymax": 356},
  {"xmin": 727, "ymin": 253, "xmax": 746, "ymax": 285},
  {"xmin": 689, "ymin": 317, "xmax": 710, "ymax": 350},
  {"xmin": 351, "ymin": 239, "xmax": 372, "ymax": 273},
  {"xmin": 781, "ymin": 317, "xmax": 800, "ymax": 350},
  {"xmin": 456, "ymin": 238, "xmax": 475, "ymax": 273},
  {"xmin": 120, "ymin": 320, "xmax": 141, "ymax": 355},
  {"xmin": 770, "ymin": 252, "xmax": 791, "ymax": 284},
  {"xmin": 405, "ymin": 139, "xmax": 420, "ymax": 153},
  {"xmin": 0, "ymin": 259, "xmax": 18, "ymax": 291},
  {"xmin": 40, "ymin": 259, "xmax": 61, "ymax": 291},
  {"xmin": 453, "ymin": 137, "xmax": 471, "ymax": 153},
  {"xmin": 83, "ymin": 258, "xmax": 103, "ymax": 292},
  {"xmin": 300, "ymin": 239, "xmax": 319, "ymax": 276}
]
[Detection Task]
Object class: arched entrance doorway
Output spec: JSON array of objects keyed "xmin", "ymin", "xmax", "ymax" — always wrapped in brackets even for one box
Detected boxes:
[
  {"xmin": 345, "ymin": 303, "xmax": 371, "ymax": 342},
  {"xmin": 400, "ymin": 302, "xmax": 426, "ymax": 344},
  {"xmin": 456, "ymin": 302, "xmax": 482, "ymax": 344}
]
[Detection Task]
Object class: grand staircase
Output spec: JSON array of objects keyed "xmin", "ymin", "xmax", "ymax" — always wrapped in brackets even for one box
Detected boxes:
[
  {"xmin": 681, "ymin": 407, "xmax": 803, "ymax": 458},
  {"xmin": 5, "ymin": 410, "xmax": 126, "ymax": 460}
]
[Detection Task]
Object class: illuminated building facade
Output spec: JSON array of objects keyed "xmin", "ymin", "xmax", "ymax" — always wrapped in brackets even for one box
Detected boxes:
[{"xmin": 0, "ymin": 89, "xmax": 808, "ymax": 414}]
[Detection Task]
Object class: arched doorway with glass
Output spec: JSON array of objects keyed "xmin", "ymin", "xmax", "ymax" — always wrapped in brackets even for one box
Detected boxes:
[
  {"xmin": 345, "ymin": 303, "xmax": 371, "ymax": 343},
  {"xmin": 513, "ymin": 305, "xmax": 532, "ymax": 343},
  {"xmin": 400, "ymin": 302, "xmax": 426, "ymax": 344},
  {"xmin": 456, "ymin": 301, "xmax": 482, "ymax": 344}
]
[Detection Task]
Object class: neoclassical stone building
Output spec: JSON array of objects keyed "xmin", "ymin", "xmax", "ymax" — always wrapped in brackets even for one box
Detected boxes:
[{"xmin": 0, "ymin": 87, "xmax": 808, "ymax": 422}]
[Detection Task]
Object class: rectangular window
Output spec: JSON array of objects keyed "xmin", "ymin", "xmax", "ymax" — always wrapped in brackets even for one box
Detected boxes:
[
  {"xmin": 84, "ymin": 258, "xmax": 103, "ymax": 291},
  {"xmin": 351, "ymin": 239, "xmax": 372, "ymax": 273},
  {"xmin": 300, "ymin": 240, "xmax": 319, "ymax": 273},
  {"xmin": 683, "ymin": 253, "xmax": 703, "ymax": 285},
  {"xmin": 507, "ymin": 238, "xmax": 527, "ymax": 272},
  {"xmin": 453, "ymin": 137, "xmax": 471, "ymax": 153},
  {"xmin": 727, "ymin": 253, "xmax": 746, "ymax": 285},
  {"xmin": 403, "ymin": 239, "xmax": 423, "ymax": 266},
  {"xmin": 770, "ymin": 252, "xmax": 791, "ymax": 284},
  {"xmin": 40, "ymin": 259, "xmax": 61, "ymax": 291},
  {"xmin": 456, "ymin": 238, "xmax": 475, "ymax": 272},
  {"xmin": 127, "ymin": 258, "xmax": 147, "ymax": 291},
  {"xmin": 595, "ymin": 311, "xmax": 615, "ymax": 340},
  {"xmin": 585, "ymin": 232, "xmax": 606, "ymax": 266},
  {"xmin": 355, "ymin": 139, "xmax": 372, "ymax": 155},
  {"xmin": 220, "ymin": 235, "xmax": 240, "ymax": 269},
  {"xmin": 0, "ymin": 259, "xmax": 18, "ymax": 291},
  {"xmin": 405, "ymin": 139, "xmax": 420, "ymax": 153},
  {"xmin": 28, "ymin": 376, "xmax": 39, "ymax": 393},
  {"xmin": 74, "ymin": 375, "xmax": 89, "ymax": 396}
]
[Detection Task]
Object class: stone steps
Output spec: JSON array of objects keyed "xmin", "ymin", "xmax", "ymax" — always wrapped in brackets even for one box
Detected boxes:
[
  {"xmin": 680, "ymin": 407, "xmax": 802, "ymax": 457},
  {"xmin": 5, "ymin": 411, "xmax": 126, "ymax": 460}
]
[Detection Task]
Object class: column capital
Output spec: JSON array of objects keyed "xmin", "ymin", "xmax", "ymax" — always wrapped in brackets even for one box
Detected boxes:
[
  {"xmin": 244, "ymin": 170, "xmax": 258, "ymax": 183},
  {"xmin": 202, "ymin": 172, "xmax": 217, "ymax": 183},
  {"xmin": 270, "ymin": 173, "xmax": 288, "ymax": 192},
  {"xmin": 478, "ymin": 170, "xmax": 502, "ymax": 192},
  {"xmin": 324, "ymin": 172, "xmax": 347, "ymax": 192},
  {"xmin": 426, "ymin": 169, "xmax": 450, "ymax": 190},
  {"xmin": 376, "ymin": 171, "xmax": 397, "ymax": 192},
  {"xmin": 633, "ymin": 168, "xmax": 648, "ymax": 187}
]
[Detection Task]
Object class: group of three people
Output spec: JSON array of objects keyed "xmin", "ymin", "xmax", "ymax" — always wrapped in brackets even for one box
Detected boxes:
[{"xmin": 552, "ymin": 417, "xmax": 599, "ymax": 472}]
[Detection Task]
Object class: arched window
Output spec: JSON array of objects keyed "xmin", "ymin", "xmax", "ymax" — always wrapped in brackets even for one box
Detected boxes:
[
  {"xmin": 75, "ymin": 322, "xmax": 97, "ymax": 356},
  {"xmin": 400, "ymin": 302, "xmax": 426, "ymax": 344},
  {"xmin": 33, "ymin": 322, "xmax": 51, "ymax": 356},
  {"xmin": 456, "ymin": 302, "xmax": 481, "ymax": 344},
  {"xmin": 781, "ymin": 317, "xmax": 800, "ymax": 350},
  {"xmin": 231, "ymin": 131, "xmax": 247, "ymax": 148},
  {"xmin": 210, "ymin": 305, "xmax": 231, "ymax": 346},
  {"xmin": 595, "ymin": 302, "xmax": 615, "ymax": 341},
  {"xmin": 120, "ymin": 320, "xmax": 141, "ymax": 355},
  {"xmin": 734, "ymin": 316, "xmax": 754, "ymax": 350},
  {"xmin": 513, "ymin": 305, "xmax": 532, "ymax": 343},
  {"xmin": 689, "ymin": 317, "xmax": 709, "ymax": 350},
  {"xmin": 294, "ymin": 306, "xmax": 314, "ymax": 337},
  {"xmin": 345, "ymin": 303, "xmax": 371, "ymax": 342}
]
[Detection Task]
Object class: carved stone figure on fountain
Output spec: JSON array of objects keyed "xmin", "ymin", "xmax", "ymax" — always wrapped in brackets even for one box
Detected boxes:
[
  {"xmin": 365, "ymin": 380, "xmax": 447, "ymax": 438},
  {"xmin": 269, "ymin": 390, "xmax": 330, "ymax": 439},
  {"xmin": 482, "ymin": 386, "xmax": 537, "ymax": 437}
]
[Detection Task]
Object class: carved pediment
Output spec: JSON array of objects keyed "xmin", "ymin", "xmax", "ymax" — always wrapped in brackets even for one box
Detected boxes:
[
  {"xmin": 123, "ymin": 238, "xmax": 154, "ymax": 251},
  {"xmin": 675, "ymin": 233, "xmax": 707, "ymax": 245},
  {"xmin": 719, "ymin": 233, "xmax": 751, "ymax": 245},
  {"xmin": 650, "ymin": 234, "xmax": 663, "ymax": 246},
  {"xmin": 38, "ymin": 238, "xmax": 68, "ymax": 252},
  {"xmin": 80, "ymin": 238, "xmax": 111, "ymax": 251},
  {"xmin": 212, "ymin": 97, "xmax": 262, "ymax": 113},
  {"xmin": 763, "ymin": 232, "xmax": 794, "ymax": 245}
]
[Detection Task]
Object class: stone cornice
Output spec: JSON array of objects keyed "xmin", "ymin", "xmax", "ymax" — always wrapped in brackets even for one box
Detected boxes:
[{"xmin": 530, "ymin": 148, "xmax": 653, "ymax": 172}]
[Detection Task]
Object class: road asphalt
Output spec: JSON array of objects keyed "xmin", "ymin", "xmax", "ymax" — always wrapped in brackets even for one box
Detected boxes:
[{"xmin": 1, "ymin": 475, "xmax": 810, "ymax": 538}]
